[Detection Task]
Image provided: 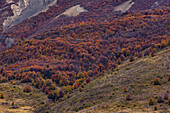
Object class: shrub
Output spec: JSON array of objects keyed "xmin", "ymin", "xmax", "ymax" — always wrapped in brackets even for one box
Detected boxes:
[
  {"xmin": 2, "ymin": 77, "xmax": 8, "ymax": 83},
  {"xmin": 164, "ymin": 93, "xmax": 168, "ymax": 100},
  {"xmin": 129, "ymin": 56, "xmax": 135, "ymax": 62},
  {"xmin": 157, "ymin": 96, "xmax": 164, "ymax": 103},
  {"xmin": 154, "ymin": 78, "xmax": 161, "ymax": 85},
  {"xmin": 49, "ymin": 84, "xmax": 57, "ymax": 90},
  {"xmin": 86, "ymin": 78, "xmax": 90, "ymax": 83},
  {"xmin": 79, "ymin": 86, "xmax": 83, "ymax": 92},
  {"xmin": 23, "ymin": 85, "xmax": 33, "ymax": 93},
  {"xmin": 124, "ymin": 87, "xmax": 129, "ymax": 92},
  {"xmin": 151, "ymin": 51, "xmax": 155, "ymax": 57},
  {"xmin": 53, "ymin": 90, "xmax": 59, "ymax": 101},
  {"xmin": 117, "ymin": 58, "xmax": 122, "ymax": 65},
  {"xmin": 42, "ymin": 84, "xmax": 47, "ymax": 92},
  {"xmin": 48, "ymin": 92, "xmax": 55, "ymax": 99},
  {"xmin": 154, "ymin": 106, "xmax": 157, "ymax": 111},
  {"xmin": 12, "ymin": 102, "xmax": 15, "ymax": 107},
  {"xmin": 137, "ymin": 52, "xmax": 143, "ymax": 58},
  {"xmin": 11, "ymin": 80, "xmax": 16, "ymax": 85},
  {"xmin": 0, "ymin": 93, "xmax": 5, "ymax": 99},
  {"xmin": 126, "ymin": 93, "xmax": 132, "ymax": 100},
  {"xmin": 59, "ymin": 89, "xmax": 64, "ymax": 98},
  {"xmin": 10, "ymin": 80, "xmax": 14, "ymax": 84},
  {"xmin": 149, "ymin": 97, "xmax": 154, "ymax": 105},
  {"xmin": 45, "ymin": 88, "xmax": 49, "ymax": 94},
  {"xmin": 46, "ymin": 79, "xmax": 53, "ymax": 86},
  {"xmin": 12, "ymin": 81, "xmax": 16, "ymax": 85}
]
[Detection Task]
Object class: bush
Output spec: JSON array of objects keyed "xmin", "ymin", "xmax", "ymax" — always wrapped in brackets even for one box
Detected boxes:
[
  {"xmin": 157, "ymin": 96, "xmax": 164, "ymax": 103},
  {"xmin": 164, "ymin": 93, "xmax": 168, "ymax": 100},
  {"xmin": 137, "ymin": 52, "xmax": 143, "ymax": 58},
  {"xmin": 149, "ymin": 97, "xmax": 154, "ymax": 105},
  {"xmin": 124, "ymin": 87, "xmax": 128, "ymax": 92},
  {"xmin": 79, "ymin": 86, "xmax": 83, "ymax": 92},
  {"xmin": 0, "ymin": 93, "xmax": 5, "ymax": 99},
  {"xmin": 151, "ymin": 51, "xmax": 155, "ymax": 57},
  {"xmin": 45, "ymin": 88, "xmax": 49, "ymax": 94},
  {"xmin": 129, "ymin": 56, "xmax": 135, "ymax": 62},
  {"xmin": 12, "ymin": 102, "xmax": 15, "ymax": 107},
  {"xmin": 117, "ymin": 58, "xmax": 122, "ymax": 65},
  {"xmin": 48, "ymin": 92, "xmax": 55, "ymax": 99},
  {"xmin": 1, "ymin": 77, "xmax": 8, "ymax": 83},
  {"xmin": 86, "ymin": 78, "xmax": 90, "ymax": 83},
  {"xmin": 59, "ymin": 89, "xmax": 64, "ymax": 98},
  {"xmin": 23, "ymin": 85, "xmax": 33, "ymax": 93},
  {"xmin": 11, "ymin": 80, "xmax": 16, "ymax": 85},
  {"xmin": 154, "ymin": 78, "xmax": 161, "ymax": 85},
  {"xmin": 126, "ymin": 93, "xmax": 132, "ymax": 100},
  {"xmin": 42, "ymin": 84, "xmax": 47, "ymax": 92},
  {"xmin": 46, "ymin": 79, "xmax": 53, "ymax": 86},
  {"xmin": 154, "ymin": 106, "xmax": 157, "ymax": 111}
]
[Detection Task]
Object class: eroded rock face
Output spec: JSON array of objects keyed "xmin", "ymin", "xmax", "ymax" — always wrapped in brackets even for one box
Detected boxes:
[
  {"xmin": 5, "ymin": 37, "xmax": 14, "ymax": 48},
  {"xmin": 54, "ymin": 4, "xmax": 88, "ymax": 19},
  {"xmin": 113, "ymin": 0, "xmax": 135, "ymax": 13},
  {"xmin": 3, "ymin": 0, "xmax": 57, "ymax": 29}
]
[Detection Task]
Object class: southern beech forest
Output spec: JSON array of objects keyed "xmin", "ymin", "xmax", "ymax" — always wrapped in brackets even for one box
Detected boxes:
[{"xmin": 0, "ymin": 0, "xmax": 169, "ymax": 104}]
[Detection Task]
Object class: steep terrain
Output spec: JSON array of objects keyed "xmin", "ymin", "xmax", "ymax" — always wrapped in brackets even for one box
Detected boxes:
[
  {"xmin": 3, "ymin": 0, "xmax": 57, "ymax": 29},
  {"xmin": 0, "ymin": 0, "xmax": 169, "ymax": 112},
  {"xmin": 0, "ymin": 0, "xmax": 169, "ymax": 48},
  {"xmin": 0, "ymin": 47, "xmax": 169, "ymax": 113}
]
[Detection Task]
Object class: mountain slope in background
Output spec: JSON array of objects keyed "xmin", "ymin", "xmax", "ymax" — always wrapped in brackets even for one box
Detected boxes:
[
  {"xmin": 3, "ymin": 0, "xmax": 57, "ymax": 29},
  {"xmin": 0, "ymin": 0, "xmax": 169, "ymax": 112},
  {"xmin": 0, "ymin": 0, "xmax": 169, "ymax": 46}
]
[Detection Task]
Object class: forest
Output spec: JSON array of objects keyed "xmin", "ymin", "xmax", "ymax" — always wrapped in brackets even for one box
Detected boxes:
[{"xmin": 0, "ymin": 5, "xmax": 169, "ymax": 101}]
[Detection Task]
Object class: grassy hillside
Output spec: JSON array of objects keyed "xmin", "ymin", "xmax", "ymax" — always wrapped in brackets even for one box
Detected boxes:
[
  {"xmin": 50, "ymin": 47, "xmax": 169, "ymax": 113},
  {"xmin": 0, "ymin": 81, "xmax": 48, "ymax": 113},
  {"xmin": 1, "ymin": 47, "xmax": 169, "ymax": 113},
  {"xmin": 0, "ymin": 47, "xmax": 170, "ymax": 113}
]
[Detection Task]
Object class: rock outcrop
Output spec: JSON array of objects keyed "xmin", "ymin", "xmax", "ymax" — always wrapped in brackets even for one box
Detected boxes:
[{"xmin": 3, "ymin": 0, "xmax": 57, "ymax": 29}]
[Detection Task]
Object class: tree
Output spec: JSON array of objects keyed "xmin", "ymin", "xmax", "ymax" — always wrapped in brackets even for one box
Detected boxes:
[
  {"xmin": 48, "ymin": 92, "xmax": 55, "ymax": 99},
  {"xmin": 149, "ymin": 97, "xmax": 154, "ymax": 105},
  {"xmin": 137, "ymin": 52, "xmax": 143, "ymax": 58},
  {"xmin": 129, "ymin": 56, "xmax": 135, "ymax": 62},
  {"xmin": 45, "ymin": 88, "xmax": 49, "ymax": 94},
  {"xmin": 154, "ymin": 78, "xmax": 161, "ymax": 85},
  {"xmin": 120, "ymin": 54, "xmax": 125, "ymax": 60},
  {"xmin": 23, "ymin": 85, "xmax": 33, "ymax": 93},
  {"xmin": 0, "ymin": 93, "xmax": 5, "ymax": 99},
  {"xmin": 59, "ymin": 89, "xmax": 64, "ymax": 98},
  {"xmin": 126, "ymin": 93, "xmax": 132, "ymax": 100},
  {"xmin": 86, "ymin": 78, "xmax": 90, "ymax": 83},
  {"xmin": 117, "ymin": 58, "xmax": 122, "ymax": 65},
  {"xmin": 1, "ymin": 77, "xmax": 8, "ymax": 83},
  {"xmin": 157, "ymin": 96, "xmax": 164, "ymax": 103},
  {"xmin": 42, "ymin": 84, "xmax": 47, "ymax": 92},
  {"xmin": 151, "ymin": 51, "xmax": 155, "ymax": 57},
  {"xmin": 46, "ymin": 79, "xmax": 53, "ymax": 86}
]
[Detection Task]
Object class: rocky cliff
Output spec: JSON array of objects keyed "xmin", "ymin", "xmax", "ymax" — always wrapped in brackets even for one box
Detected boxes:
[{"xmin": 3, "ymin": 0, "xmax": 57, "ymax": 29}]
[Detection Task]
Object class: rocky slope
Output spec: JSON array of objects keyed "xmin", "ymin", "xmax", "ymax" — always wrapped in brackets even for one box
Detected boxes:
[{"xmin": 3, "ymin": 0, "xmax": 57, "ymax": 29}]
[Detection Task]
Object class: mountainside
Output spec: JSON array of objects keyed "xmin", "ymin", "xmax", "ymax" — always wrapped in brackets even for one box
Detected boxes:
[
  {"xmin": 0, "ymin": 0, "xmax": 169, "ymax": 112},
  {"xmin": 0, "ymin": 47, "xmax": 169, "ymax": 113},
  {"xmin": 0, "ymin": 0, "xmax": 169, "ymax": 47},
  {"xmin": 3, "ymin": 0, "xmax": 57, "ymax": 29}
]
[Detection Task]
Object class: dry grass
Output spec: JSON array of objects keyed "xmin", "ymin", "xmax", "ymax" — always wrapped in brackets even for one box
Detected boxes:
[
  {"xmin": 0, "ymin": 47, "xmax": 169, "ymax": 113},
  {"xmin": 51, "ymin": 47, "xmax": 170, "ymax": 113},
  {"xmin": 0, "ymin": 81, "xmax": 48, "ymax": 113}
]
